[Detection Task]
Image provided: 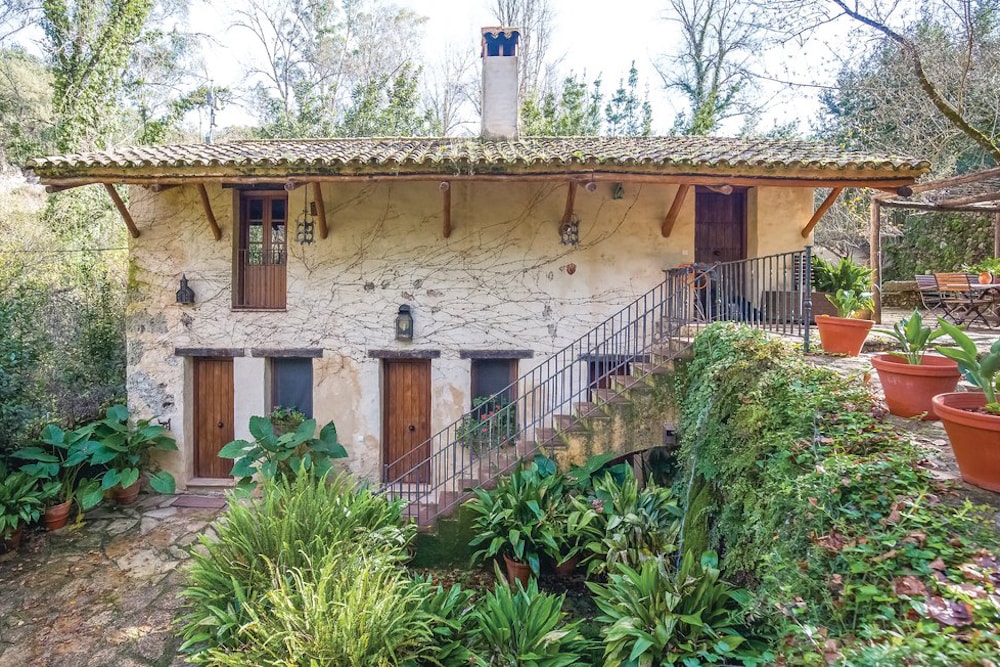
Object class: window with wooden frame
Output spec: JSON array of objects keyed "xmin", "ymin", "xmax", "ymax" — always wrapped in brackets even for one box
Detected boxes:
[
  {"xmin": 470, "ymin": 358, "xmax": 518, "ymax": 409},
  {"xmin": 271, "ymin": 357, "xmax": 313, "ymax": 419},
  {"xmin": 235, "ymin": 191, "xmax": 287, "ymax": 309}
]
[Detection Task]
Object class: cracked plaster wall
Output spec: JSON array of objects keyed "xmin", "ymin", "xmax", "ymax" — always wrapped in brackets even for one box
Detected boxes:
[{"xmin": 124, "ymin": 180, "xmax": 812, "ymax": 487}]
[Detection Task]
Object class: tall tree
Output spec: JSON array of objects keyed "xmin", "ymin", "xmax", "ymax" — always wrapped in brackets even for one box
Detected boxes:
[
  {"xmin": 492, "ymin": 0, "xmax": 557, "ymax": 99},
  {"xmin": 521, "ymin": 72, "xmax": 602, "ymax": 136},
  {"xmin": 236, "ymin": 0, "xmax": 427, "ymax": 138},
  {"xmin": 42, "ymin": 0, "xmax": 155, "ymax": 151},
  {"xmin": 338, "ymin": 62, "xmax": 429, "ymax": 136},
  {"xmin": 656, "ymin": 0, "xmax": 762, "ymax": 135},
  {"xmin": 0, "ymin": 49, "xmax": 54, "ymax": 164},
  {"xmin": 604, "ymin": 62, "xmax": 653, "ymax": 136},
  {"xmin": 423, "ymin": 40, "xmax": 477, "ymax": 136}
]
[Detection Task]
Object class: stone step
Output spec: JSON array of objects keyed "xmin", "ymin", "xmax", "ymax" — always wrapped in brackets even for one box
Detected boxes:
[
  {"xmin": 631, "ymin": 360, "xmax": 677, "ymax": 376},
  {"xmin": 574, "ymin": 401, "xmax": 609, "ymax": 418},
  {"xmin": 593, "ymin": 387, "xmax": 631, "ymax": 405},
  {"xmin": 554, "ymin": 414, "xmax": 588, "ymax": 433},
  {"xmin": 608, "ymin": 374, "xmax": 644, "ymax": 391}
]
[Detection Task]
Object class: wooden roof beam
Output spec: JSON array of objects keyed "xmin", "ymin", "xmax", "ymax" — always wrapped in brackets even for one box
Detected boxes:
[
  {"xmin": 196, "ymin": 183, "xmax": 222, "ymax": 241},
  {"xmin": 801, "ymin": 187, "xmax": 843, "ymax": 238},
  {"xmin": 661, "ymin": 184, "xmax": 690, "ymax": 238},
  {"xmin": 561, "ymin": 180, "xmax": 578, "ymax": 229},
  {"xmin": 440, "ymin": 182, "xmax": 452, "ymax": 238},
  {"xmin": 936, "ymin": 190, "xmax": 1000, "ymax": 207},
  {"xmin": 103, "ymin": 183, "xmax": 140, "ymax": 238},
  {"xmin": 312, "ymin": 182, "xmax": 329, "ymax": 239}
]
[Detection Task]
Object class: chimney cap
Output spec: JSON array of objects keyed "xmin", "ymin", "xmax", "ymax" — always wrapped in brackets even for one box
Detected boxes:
[{"xmin": 481, "ymin": 27, "xmax": 520, "ymax": 57}]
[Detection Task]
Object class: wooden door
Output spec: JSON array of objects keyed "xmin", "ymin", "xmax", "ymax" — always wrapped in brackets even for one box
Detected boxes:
[
  {"xmin": 193, "ymin": 358, "xmax": 234, "ymax": 479},
  {"xmin": 383, "ymin": 360, "xmax": 431, "ymax": 483},
  {"xmin": 695, "ymin": 188, "xmax": 747, "ymax": 264}
]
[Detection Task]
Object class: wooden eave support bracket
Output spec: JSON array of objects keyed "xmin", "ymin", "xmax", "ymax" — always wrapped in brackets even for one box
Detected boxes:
[
  {"xmin": 440, "ymin": 181, "xmax": 452, "ymax": 238},
  {"xmin": 197, "ymin": 183, "xmax": 222, "ymax": 241},
  {"xmin": 801, "ymin": 187, "xmax": 843, "ymax": 238},
  {"xmin": 103, "ymin": 183, "xmax": 140, "ymax": 238},
  {"xmin": 661, "ymin": 184, "xmax": 690, "ymax": 238},
  {"xmin": 562, "ymin": 180, "xmax": 578, "ymax": 228},
  {"xmin": 312, "ymin": 182, "xmax": 329, "ymax": 239}
]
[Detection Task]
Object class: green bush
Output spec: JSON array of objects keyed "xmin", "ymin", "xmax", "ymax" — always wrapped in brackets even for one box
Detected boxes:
[
  {"xmin": 588, "ymin": 551, "xmax": 767, "ymax": 666},
  {"xmin": 180, "ymin": 472, "xmax": 412, "ymax": 654},
  {"xmin": 469, "ymin": 570, "xmax": 589, "ymax": 666},
  {"xmin": 584, "ymin": 468, "xmax": 681, "ymax": 578},
  {"xmin": 675, "ymin": 323, "xmax": 1000, "ymax": 661},
  {"xmin": 193, "ymin": 552, "xmax": 439, "ymax": 666}
]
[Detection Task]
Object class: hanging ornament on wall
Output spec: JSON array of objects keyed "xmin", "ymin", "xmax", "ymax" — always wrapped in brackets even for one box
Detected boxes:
[
  {"xmin": 295, "ymin": 192, "xmax": 315, "ymax": 245},
  {"xmin": 559, "ymin": 214, "xmax": 580, "ymax": 246}
]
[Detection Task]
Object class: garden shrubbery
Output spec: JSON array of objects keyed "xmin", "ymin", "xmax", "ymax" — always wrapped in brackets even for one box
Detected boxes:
[{"xmin": 676, "ymin": 323, "xmax": 1000, "ymax": 661}]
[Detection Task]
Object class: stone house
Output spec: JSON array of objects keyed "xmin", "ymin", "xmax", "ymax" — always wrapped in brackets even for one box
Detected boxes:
[{"xmin": 27, "ymin": 29, "xmax": 929, "ymax": 494}]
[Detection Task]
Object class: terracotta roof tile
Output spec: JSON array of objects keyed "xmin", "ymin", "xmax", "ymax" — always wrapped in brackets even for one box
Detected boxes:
[{"xmin": 27, "ymin": 136, "xmax": 929, "ymax": 181}]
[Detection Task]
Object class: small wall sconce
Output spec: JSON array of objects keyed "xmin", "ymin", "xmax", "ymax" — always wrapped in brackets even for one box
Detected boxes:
[
  {"xmin": 612, "ymin": 183, "xmax": 625, "ymax": 200},
  {"xmin": 395, "ymin": 304, "xmax": 414, "ymax": 341},
  {"xmin": 560, "ymin": 215, "xmax": 580, "ymax": 246},
  {"xmin": 176, "ymin": 275, "xmax": 195, "ymax": 305}
]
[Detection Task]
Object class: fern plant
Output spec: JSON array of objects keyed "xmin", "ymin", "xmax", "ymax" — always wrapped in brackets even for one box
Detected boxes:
[{"xmin": 587, "ymin": 551, "xmax": 763, "ymax": 666}]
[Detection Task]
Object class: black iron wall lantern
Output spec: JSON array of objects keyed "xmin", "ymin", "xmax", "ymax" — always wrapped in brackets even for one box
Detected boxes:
[
  {"xmin": 395, "ymin": 304, "xmax": 413, "ymax": 341},
  {"xmin": 176, "ymin": 275, "xmax": 195, "ymax": 305}
]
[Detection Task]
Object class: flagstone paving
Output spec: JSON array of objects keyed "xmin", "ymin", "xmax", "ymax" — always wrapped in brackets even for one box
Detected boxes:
[
  {"xmin": 0, "ymin": 309, "xmax": 997, "ymax": 666},
  {"xmin": 0, "ymin": 494, "xmax": 225, "ymax": 667}
]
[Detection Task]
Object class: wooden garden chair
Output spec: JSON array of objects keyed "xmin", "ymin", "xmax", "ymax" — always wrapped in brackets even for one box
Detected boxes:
[
  {"xmin": 914, "ymin": 274, "xmax": 944, "ymax": 315},
  {"xmin": 934, "ymin": 272, "xmax": 994, "ymax": 328}
]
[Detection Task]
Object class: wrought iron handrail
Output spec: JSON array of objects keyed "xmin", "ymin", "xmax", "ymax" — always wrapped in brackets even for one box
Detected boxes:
[{"xmin": 378, "ymin": 248, "xmax": 812, "ymax": 522}]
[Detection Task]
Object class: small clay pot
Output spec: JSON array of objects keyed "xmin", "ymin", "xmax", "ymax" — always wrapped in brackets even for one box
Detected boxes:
[
  {"xmin": 872, "ymin": 354, "xmax": 961, "ymax": 420},
  {"xmin": 555, "ymin": 555, "xmax": 580, "ymax": 576},
  {"xmin": 502, "ymin": 554, "xmax": 531, "ymax": 589},
  {"xmin": 1, "ymin": 525, "xmax": 24, "ymax": 553},
  {"xmin": 816, "ymin": 315, "xmax": 874, "ymax": 356},
  {"xmin": 933, "ymin": 392, "xmax": 1000, "ymax": 492},
  {"xmin": 43, "ymin": 500, "xmax": 73, "ymax": 531},
  {"xmin": 113, "ymin": 479, "xmax": 141, "ymax": 505}
]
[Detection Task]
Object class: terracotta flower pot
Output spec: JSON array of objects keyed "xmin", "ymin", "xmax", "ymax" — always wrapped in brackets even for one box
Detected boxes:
[
  {"xmin": 932, "ymin": 392, "xmax": 1000, "ymax": 492},
  {"xmin": 872, "ymin": 354, "xmax": 961, "ymax": 420},
  {"xmin": 502, "ymin": 554, "xmax": 531, "ymax": 589},
  {"xmin": 43, "ymin": 500, "xmax": 73, "ymax": 531},
  {"xmin": 555, "ymin": 554, "xmax": 580, "ymax": 577},
  {"xmin": 113, "ymin": 479, "xmax": 141, "ymax": 505},
  {"xmin": 979, "ymin": 271, "xmax": 993, "ymax": 285},
  {"xmin": 816, "ymin": 315, "xmax": 874, "ymax": 356}
]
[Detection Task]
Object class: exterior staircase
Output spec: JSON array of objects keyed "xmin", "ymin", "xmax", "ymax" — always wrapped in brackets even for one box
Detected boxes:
[{"xmin": 378, "ymin": 249, "xmax": 813, "ymax": 529}]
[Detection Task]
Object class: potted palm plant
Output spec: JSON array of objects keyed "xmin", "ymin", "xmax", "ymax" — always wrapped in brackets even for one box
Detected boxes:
[
  {"xmin": 0, "ymin": 463, "xmax": 45, "ymax": 552},
  {"xmin": 86, "ymin": 405, "xmax": 178, "ymax": 504},
  {"xmin": 932, "ymin": 319, "xmax": 1000, "ymax": 491},
  {"xmin": 811, "ymin": 256, "xmax": 874, "ymax": 320},
  {"xmin": 466, "ymin": 463, "xmax": 560, "ymax": 588},
  {"xmin": 815, "ymin": 289, "xmax": 875, "ymax": 356},
  {"xmin": 871, "ymin": 310, "xmax": 960, "ymax": 420},
  {"xmin": 13, "ymin": 424, "xmax": 105, "ymax": 529}
]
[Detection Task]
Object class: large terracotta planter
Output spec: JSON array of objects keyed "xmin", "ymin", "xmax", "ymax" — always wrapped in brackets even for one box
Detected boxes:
[
  {"xmin": 816, "ymin": 315, "xmax": 874, "ymax": 356},
  {"xmin": 43, "ymin": 500, "xmax": 73, "ymax": 531},
  {"xmin": 872, "ymin": 354, "xmax": 961, "ymax": 420},
  {"xmin": 932, "ymin": 392, "xmax": 1000, "ymax": 492},
  {"xmin": 113, "ymin": 479, "xmax": 141, "ymax": 505},
  {"xmin": 1, "ymin": 524, "xmax": 24, "ymax": 553},
  {"xmin": 502, "ymin": 554, "xmax": 531, "ymax": 589}
]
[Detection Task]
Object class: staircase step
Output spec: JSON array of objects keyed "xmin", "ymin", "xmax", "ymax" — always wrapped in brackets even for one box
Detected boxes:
[
  {"xmin": 574, "ymin": 401, "xmax": 609, "ymax": 418},
  {"xmin": 554, "ymin": 414, "xmax": 588, "ymax": 433},
  {"xmin": 593, "ymin": 387, "xmax": 630, "ymax": 405},
  {"xmin": 534, "ymin": 427, "xmax": 569, "ymax": 449},
  {"xmin": 631, "ymin": 360, "xmax": 676, "ymax": 376},
  {"xmin": 608, "ymin": 374, "xmax": 644, "ymax": 391}
]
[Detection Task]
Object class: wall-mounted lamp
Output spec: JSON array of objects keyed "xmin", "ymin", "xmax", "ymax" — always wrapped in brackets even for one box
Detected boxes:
[
  {"xmin": 560, "ymin": 215, "xmax": 580, "ymax": 246},
  {"xmin": 583, "ymin": 180, "xmax": 597, "ymax": 193},
  {"xmin": 612, "ymin": 183, "xmax": 625, "ymax": 200},
  {"xmin": 176, "ymin": 275, "xmax": 195, "ymax": 305},
  {"xmin": 395, "ymin": 304, "xmax": 414, "ymax": 341}
]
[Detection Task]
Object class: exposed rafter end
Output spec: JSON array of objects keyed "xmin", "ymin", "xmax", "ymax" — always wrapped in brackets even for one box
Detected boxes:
[
  {"xmin": 801, "ymin": 187, "xmax": 843, "ymax": 239},
  {"xmin": 45, "ymin": 184, "xmax": 76, "ymax": 194},
  {"xmin": 146, "ymin": 183, "xmax": 179, "ymax": 193},
  {"xmin": 196, "ymin": 184, "xmax": 222, "ymax": 241},
  {"xmin": 440, "ymin": 181, "xmax": 452, "ymax": 238},
  {"xmin": 661, "ymin": 184, "xmax": 690, "ymax": 238},
  {"xmin": 103, "ymin": 183, "xmax": 140, "ymax": 238},
  {"xmin": 312, "ymin": 182, "xmax": 329, "ymax": 239},
  {"xmin": 703, "ymin": 184, "xmax": 733, "ymax": 195}
]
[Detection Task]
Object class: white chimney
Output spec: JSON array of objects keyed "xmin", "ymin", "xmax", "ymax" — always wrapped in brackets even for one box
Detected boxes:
[{"xmin": 481, "ymin": 27, "xmax": 520, "ymax": 139}]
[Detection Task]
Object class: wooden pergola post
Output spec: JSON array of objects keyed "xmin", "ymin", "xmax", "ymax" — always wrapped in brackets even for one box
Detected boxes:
[
  {"xmin": 995, "ymin": 211, "xmax": 1000, "ymax": 258},
  {"xmin": 870, "ymin": 198, "xmax": 882, "ymax": 324}
]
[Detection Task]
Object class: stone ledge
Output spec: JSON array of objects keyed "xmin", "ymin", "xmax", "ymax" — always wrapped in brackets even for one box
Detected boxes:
[
  {"xmin": 250, "ymin": 348, "xmax": 323, "ymax": 358},
  {"xmin": 367, "ymin": 349, "xmax": 442, "ymax": 359},
  {"xmin": 174, "ymin": 347, "xmax": 245, "ymax": 357},
  {"xmin": 459, "ymin": 349, "xmax": 534, "ymax": 359}
]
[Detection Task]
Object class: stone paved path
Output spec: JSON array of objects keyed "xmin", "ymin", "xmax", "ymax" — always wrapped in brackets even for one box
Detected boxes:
[{"xmin": 0, "ymin": 494, "xmax": 225, "ymax": 667}]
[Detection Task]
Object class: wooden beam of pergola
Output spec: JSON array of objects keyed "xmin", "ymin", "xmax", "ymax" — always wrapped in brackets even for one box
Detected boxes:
[
  {"xmin": 661, "ymin": 184, "xmax": 690, "ymax": 238},
  {"xmin": 103, "ymin": 183, "xmax": 140, "ymax": 238},
  {"xmin": 441, "ymin": 182, "xmax": 452, "ymax": 238},
  {"xmin": 870, "ymin": 198, "xmax": 882, "ymax": 324},
  {"xmin": 561, "ymin": 180, "xmax": 577, "ymax": 229},
  {"xmin": 936, "ymin": 190, "xmax": 1000, "ymax": 207},
  {"xmin": 312, "ymin": 182, "xmax": 329, "ymax": 239},
  {"xmin": 906, "ymin": 165, "xmax": 1000, "ymax": 196},
  {"xmin": 801, "ymin": 187, "xmax": 843, "ymax": 238},
  {"xmin": 196, "ymin": 184, "xmax": 222, "ymax": 241}
]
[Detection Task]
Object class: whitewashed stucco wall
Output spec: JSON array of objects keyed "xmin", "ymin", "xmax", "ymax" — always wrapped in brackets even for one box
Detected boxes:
[{"xmin": 125, "ymin": 180, "xmax": 812, "ymax": 487}]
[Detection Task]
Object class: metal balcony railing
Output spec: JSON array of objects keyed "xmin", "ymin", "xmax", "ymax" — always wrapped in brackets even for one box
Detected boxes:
[{"xmin": 377, "ymin": 248, "xmax": 812, "ymax": 523}]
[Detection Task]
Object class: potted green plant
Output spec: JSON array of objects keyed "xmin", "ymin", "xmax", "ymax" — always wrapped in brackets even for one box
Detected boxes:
[
  {"xmin": 86, "ymin": 405, "xmax": 178, "ymax": 504},
  {"xmin": 932, "ymin": 320, "xmax": 1000, "ymax": 492},
  {"xmin": 466, "ymin": 463, "xmax": 560, "ymax": 588},
  {"xmin": 811, "ymin": 255, "xmax": 874, "ymax": 320},
  {"xmin": 962, "ymin": 257, "xmax": 1000, "ymax": 284},
  {"xmin": 457, "ymin": 395, "xmax": 517, "ymax": 456},
  {"xmin": 13, "ymin": 424, "xmax": 105, "ymax": 529},
  {"xmin": 548, "ymin": 492, "xmax": 599, "ymax": 576},
  {"xmin": 0, "ymin": 462, "xmax": 45, "ymax": 552},
  {"xmin": 871, "ymin": 310, "xmax": 960, "ymax": 420},
  {"xmin": 815, "ymin": 289, "xmax": 875, "ymax": 356}
]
